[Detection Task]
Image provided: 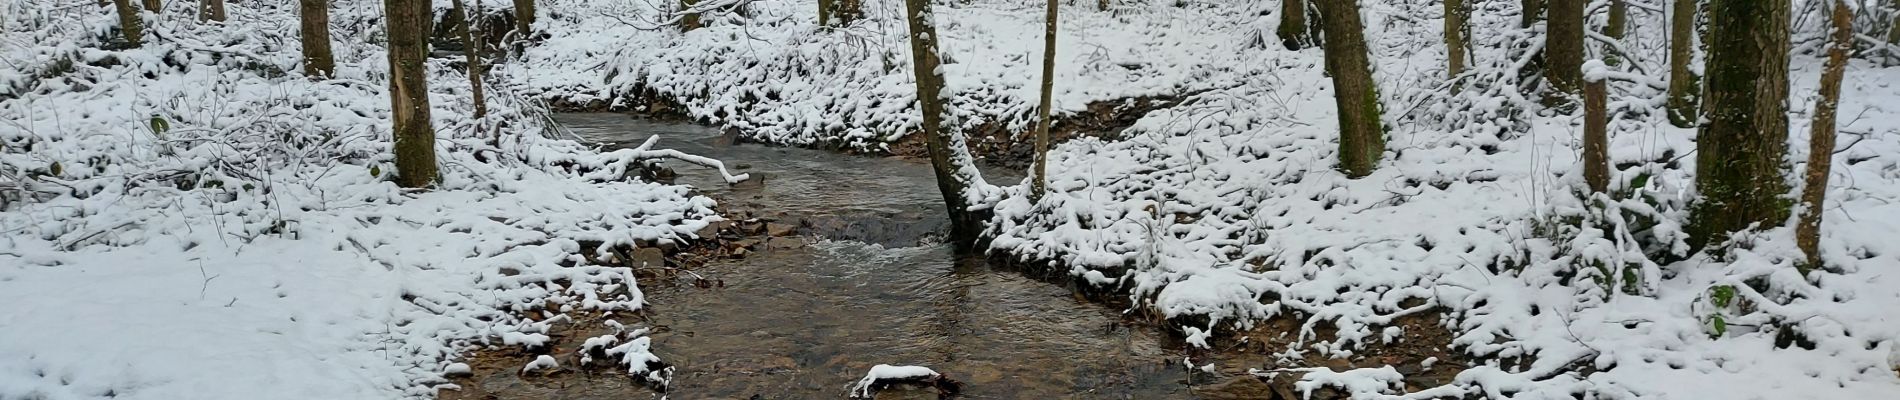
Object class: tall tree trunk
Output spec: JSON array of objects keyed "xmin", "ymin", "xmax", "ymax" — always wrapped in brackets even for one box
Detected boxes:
[
  {"xmin": 1888, "ymin": 0, "xmax": 1900, "ymax": 66},
  {"xmin": 198, "ymin": 0, "xmax": 223, "ymax": 21},
  {"xmin": 141, "ymin": 0, "xmax": 159, "ymax": 12},
  {"xmin": 113, "ymin": 0, "xmax": 144, "ymax": 47},
  {"xmin": 836, "ymin": 0, "xmax": 863, "ymax": 26},
  {"xmin": 385, "ymin": 0, "xmax": 439, "ymax": 188},
  {"xmin": 1032, "ymin": 0, "xmax": 1058, "ymax": 202},
  {"xmin": 902, "ymin": 0, "xmax": 988, "ymax": 244},
  {"xmin": 452, "ymin": 0, "xmax": 488, "ymax": 120},
  {"xmin": 1689, "ymin": 0, "xmax": 1791, "ymax": 251},
  {"xmin": 1445, "ymin": 0, "xmax": 1468, "ymax": 94},
  {"xmin": 1279, "ymin": 0, "xmax": 1312, "ymax": 50},
  {"xmin": 680, "ymin": 0, "xmax": 701, "ymax": 32},
  {"xmin": 300, "ymin": 0, "xmax": 334, "ymax": 78},
  {"xmin": 1545, "ymin": 0, "xmax": 1585, "ymax": 97},
  {"xmin": 513, "ymin": 0, "xmax": 535, "ymax": 38},
  {"xmin": 1666, "ymin": 0, "xmax": 1699, "ymax": 127},
  {"xmin": 1604, "ymin": 0, "xmax": 1627, "ymax": 66},
  {"xmin": 1797, "ymin": 0, "xmax": 1852, "ymax": 269},
  {"xmin": 1583, "ymin": 63, "xmax": 1610, "ymax": 194},
  {"xmin": 819, "ymin": 0, "xmax": 832, "ymax": 27},
  {"xmin": 1522, "ymin": 0, "xmax": 1545, "ymax": 28},
  {"xmin": 1316, "ymin": 0, "xmax": 1385, "ymax": 178}
]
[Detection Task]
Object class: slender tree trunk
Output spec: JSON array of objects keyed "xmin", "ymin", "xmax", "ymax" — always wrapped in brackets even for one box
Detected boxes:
[
  {"xmin": 1666, "ymin": 0, "xmax": 1699, "ymax": 127},
  {"xmin": 1316, "ymin": 0, "xmax": 1385, "ymax": 178},
  {"xmin": 1888, "ymin": 0, "xmax": 1900, "ymax": 66},
  {"xmin": 300, "ymin": 0, "xmax": 334, "ymax": 78},
  {"xmin": 902, "ymin": 0, "xmax": 988, "ymax": 244},
  {"xmin": 513, "ymin": 0, "xmax": 535, "ymax": 38},
  {"xmin": 1522, "ymin": 0, "xmax": 1545, "ymax": 28},
  {"xmin": 452, "ymin": 0, "xmax": 488, "ymax": 120},
  {"xmin": 1279, "ymin": 0, "xmax": 1312, "ymax": 50},
  {"xmin": 1797, "ymin": 0, "xmax": 1852, "ymax": 269},
  {"xmin": 141, "ymin": 0, "xmax": 159, "ymax": 12},
  {"xmin": 819, "ymin": 0, "xmax": 832, "ymax": 27},
  {"xmin": 198, "ymin": 0, "xmax": 224, "ymax": 21},
  {"xmin": 113, "ymin": 0, "xmax": 144, "ymax": 47},
  {"xmin": 836, "ymin": 0, "xmax": 863, "ymax": 26},
  {"xmin": 1689, "ymin": 0, "xmax": 1791, "ymax": 251},
  {"xmin": 1032, "ymin": 0, "xmax": 1058, "ymax": 202},
  {"xmin": 385, "ymin": 0, "xmax": 439, "ymax": 188},
  {"xmin": 1445, "ymin": 0, "xmax": 1468, "ymax": 94},
  {"xmin": 1604, "ymin": 0, "xmax": 1627, "ymax": 66},
  {"xmin": 680, "ymin": 0, "xmax": 701, "ymax": 32},
  {"xmin": 1583, "ymin": 64, "xmax": 1610, "ymax": 194},
  {"xmin": 1545, "ymin": 0, "xmax": 1585, "ymax": 97}
]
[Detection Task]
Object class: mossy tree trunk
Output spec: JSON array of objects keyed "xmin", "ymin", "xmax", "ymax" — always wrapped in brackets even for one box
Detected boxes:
[
  {"xmin": 113, "ymin": 0, "xmax": 144, "ymax": 47},
  {"xmin": 198, "ymin": 0, "xmax": 224, "ymax": 21},
  {"xmin": 1032, "ymin": 0, "xmax": 1058, "ymax": 202},
  {"xmin": 1445, "ymin": 0, "xmax": 1468, "ymax": 94},
  {"xmin": 452, "ymin": 0, "xmax": 489, "ymax": 120},
  {"xmin": 1545, "ymin": 0, "xmax": 1585, "ymax": 98},
  {"xmin": 1797, "ymin": 0, "xmax": 1852, "ymax": 269},
  {"xmin": 141, "ymin": 0, "xmax": 159, "ymax": 12},
  {"xmin": 1689, "ymin": 0, "xmax": 1791, "ymax": 251},
  {"xmin": 1279, "ymin": 0, "xmax": 1313, "ymax": 50},
  {"xmin": 1666, "ymin": 0, "xmax": 1700, "ymax": 127},
  {"xmin": 1583, "ymin": 68, "xmax": 1610, "ymax": 194},
  {"xmin": 903, "ymin": 0, "xmax": 989, "ymax": 245},
  {"xmin": 300, "ymin": 0, "xmax": 334, "ymax": 78},
  {"xmin": 385, "ymin": 0, "xmax": 439, "ymax": 188},
  {"xmin": 1316, "ymin": 0, "xmax": 1385, "ymax": 178}
]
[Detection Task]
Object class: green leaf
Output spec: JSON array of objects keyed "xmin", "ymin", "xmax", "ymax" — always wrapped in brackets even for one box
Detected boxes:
[
  {"xmin": 149, "ymin": 116, "xmax": 170, "ymax": 136},
  {"xmin": 369, "ymin": 165, "xmax": 382, "ymax": 178},
  {"xmin": 1710, "ymin": 314, "xmax": 1727, "ymax": 337},
  {"xmin": 1711, "ymin": 285, "xmax": 1735, "ymax": 308}
]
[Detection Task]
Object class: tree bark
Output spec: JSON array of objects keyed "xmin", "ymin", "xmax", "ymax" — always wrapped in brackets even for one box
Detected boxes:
[
  {"xmin": 1032, "ymin": 0, "xmax": 1058, "ymax": 202},
  {"xmin": 1445, "ymin": 0, "xmax": 1468, "ymax": 94},
  {"xmin": 1545, "ymin": 0, "xmax": 1585, "ymax": 97},
  {"xmin": 1604, "ymin": 0, "xmax": 1627, "ymax": 66},
  {"xmin": 141, "ymin": 0, "xmax": 159, "ymax": 13},
  {"xmin": 680, "ymin": 0, "xmax": 701, "ymax": 32},
  {"xmin": 300, "ymin": 0, "xmax": 334, "ymax": 78},
  {"xmin": 1279, "ymin": 0, "xmax": 1312, "ymax": 50},
  {"xmin": 1522, "ymin": 0, "xmax": 1545, "ymax": 28},
  {"xmin": 1316, "ymin": 0, "xmax": 1385, "ymax": 178},
  {"xmin": 513, "ymin": 0, "xmax": 535, "ymax": 38},
  {"xmin": 902, "ymin": 0, "xmax": 988, "ymax": 244},
  {"xmin": 1583, "ymin": 67, "xmax": 1610, "ymax": 194},
  {"xmin": 836, "ymin": 0, "xmax": 863, "ymax": 26},
  {"xmin": 1666, "ymin": 0, "xmax": 1699, "ymax": 127},
  {"xmin": 385, "ymin": 0, "xmax": 439, "ymax": 188},
  {"xmin": 1689, "ymin": 0, "xmax": 1791, "ymax": 251},
  {"xmin": 819, "ymin": 0, "xmax": 832, "ymax": 27},
  {"xmin": 1797, "ymin": 0, "xmax": 1852, "ymax": 269},
  {"xmin": 1888, "ymin": 0, "xmax": 1899, "ymax": 66},
  {"xmin": 198, "ymin": 0, "xmax": 224, "ymax": 21},
  {"xmin": 452, "ymin": 0, "xmax": 489, "ymax": 120},
  {"xmin": 113, "ymin": 0, "xmax": 144, "ymax": 47}
]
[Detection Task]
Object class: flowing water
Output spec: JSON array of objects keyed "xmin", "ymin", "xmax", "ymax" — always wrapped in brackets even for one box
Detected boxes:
[{"xmin": 449, "ymin": 114, "xmax": 1225, "ymax": 399}]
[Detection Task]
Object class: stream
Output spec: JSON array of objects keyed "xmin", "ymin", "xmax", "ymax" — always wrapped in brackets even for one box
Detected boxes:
[{"xmin": 448, "ymin": 114, "xmax": 1242, "ymax": 399}]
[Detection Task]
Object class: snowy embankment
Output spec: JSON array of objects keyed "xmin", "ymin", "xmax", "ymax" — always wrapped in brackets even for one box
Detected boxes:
[{"xmin": 2, "ymin": 2, "xmax": 700, "ymax": 399}]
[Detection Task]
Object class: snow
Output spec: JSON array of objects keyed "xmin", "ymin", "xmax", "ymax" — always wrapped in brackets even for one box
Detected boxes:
[
  {"xmin": 520, "ymin": 355, "xmax": 558, "ymax": 374},
  {"xmin": 849, "ymin": 364, "xmax": 939, "ymax": 398}
]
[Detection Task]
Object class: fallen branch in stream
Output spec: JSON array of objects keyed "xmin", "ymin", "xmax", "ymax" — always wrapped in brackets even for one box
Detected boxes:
[
  {"xmin": 626, "ymin": 135, "xmax": 751, "ymax": 184},
  {"xmin": 849, "ymin": 364, "xmax": 962, "ymax": 399}
]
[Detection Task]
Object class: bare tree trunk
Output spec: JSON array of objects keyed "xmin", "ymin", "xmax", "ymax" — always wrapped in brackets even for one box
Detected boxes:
[
  {"xmin": 198, "ymin": 0, "xmax": 223, "ymax": 21},
  {"xmin": 300, "ymin": 0, "xmax": 334, "ymax": 78},
  {"xmin": 1522, "ymin": 0, "xmax": 1545, "ymax": 28},
  {"xmin": 1032, "ymin": 0, "xmax": 1058, "ymax": 202},
  {"xmin": 385, "ymin": 0, "xmax": 439, "ymax": 188},
  {"xmin": 1604, "ymin": 0, "xmax": 1627, "ymax": 66},
  {"xmin": 1583, "ymin": 65, "xmax": 1610, "ymax": 194},
  {"xmin": 141, "ymin": 0, "xmax": 159, "ymax": 13},
  {"xmin": 836, "ymin": 0, "xmax": 863, "ymax": 26},
  {"xmin": 1888, "ymin": 0, "xmax": 1900, "ymax": 66},
  {"xmin": 902, "ymin": 0, "xmax": 988, "ymax": 244},
  {"xmin": 819, "ymin": 0, "xmax": 832, "ymax": 27},
  {"xmin": 1689, "ymin": 0, "xmax": 1791, "ymax": 251},
  {"xmin": 513, "ymin": 0, "xmax": 535, "ymax": 38},
  {"xmin": 1316, "ymin": 0, "xmax": 1385, "ymax": 178},
  {"xmin": 113, "ymin": 0, "xmax": 144, "ymax": 47},
  {"xmin": 680, "ymin": 0, "xmax": 701, "ymax": 32},
  {"xmin": 1545, "ymin": 0, "xmax": 1585, "ymax": 97},
  {"xmin": 1445, "ymin": 0, "xmax": 1468, "ymax": 94},
  {"xmin": 1666, "ymin": 0, "xmax": 1699, "ymax": 127},
  {"xmin": 452, "ymin": 0, "xmax": 488, "ymax": 120},
  {"xmin": 1797, "ymin": 0, "xmax": 1852, "ymax": 269},
  {"xmin": 1279, "ymin": 0, "xmax": 1312, "ymax": 50}
]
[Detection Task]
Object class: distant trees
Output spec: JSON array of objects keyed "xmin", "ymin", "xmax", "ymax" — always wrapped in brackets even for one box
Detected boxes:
[
  {"xmin": 1666, "ymin": 0, "xmax": 1700, "ymax": 127},
  {"xmin": 1522, "ymin": 0, "xmax": 1545, "ymax": 27},
  {"xmin": 452, "ymin": 0, "xmax": 489, "ymax": 120},
  {"xmin": 385, "ymin": 0, "xmax": 440, "ymax": 188},
  {"xmin": 1604, "ymin": 0, "xmax": 1626, "ymax": 65},
  {"xmin": 199, "ymin": 0, "xmax": 224, "ymax": 22},
  {"xmin": 300, "ymin": 0, "xmax": 335, "ymax": 78},
  {"xmin": 1544, "ymin": 0, "xmax": 1584, "ymax": 97},
  {"xmin": 1797, "ymin": 0, "xmax": 1853, "ymax": 268},
  {"xmin": 1444, "ymin": 0, "xmax": 1468, "ymax": 93},
  {"xmin": 902, "ymin": 0, "xmax": 988, "ymax": 242},
  {"xmin": 1689, "ymin": 0, "xmax": 1791, "ymax": 250},
  {"xmin": 1278, "ymin": 0, "xmax": 1313, "ymax": 50},
  {"xmin": 1032, "ymin": 0, "xmax": 1058, "ymax": 202},
  {"xmin": 1315, "ymin": 0, "xmax": 1383, "ymax": 178},
  {"xmin": 112, "ymin": 0, "xmax": 143, "ymax": 47},
  {"xmin": 514, "ymin": 0, "xmax": 536, "ymax": 37},
  {"xmin": 820, "ymin": 0, "xmax": 863, "ymax": 27}
]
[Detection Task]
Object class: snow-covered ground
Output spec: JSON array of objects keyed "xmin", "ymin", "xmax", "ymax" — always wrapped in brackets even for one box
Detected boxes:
[
  {"xmin": 3, "ymin": 1, "xmax": 698, "ymax": 398},
  {"xmin": 506, "ymin": 0, "xmax": 1900, "ymax": 398}
]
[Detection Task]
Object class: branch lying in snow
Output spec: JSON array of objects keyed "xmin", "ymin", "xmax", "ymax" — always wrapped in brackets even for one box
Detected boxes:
[
  {"xmin": 624, "ymin": 135, "xmax": 751, "ymax": 184},
  {"xmin": 849, "ymin": 364, "xmax": 962, "ymax": 399}
]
